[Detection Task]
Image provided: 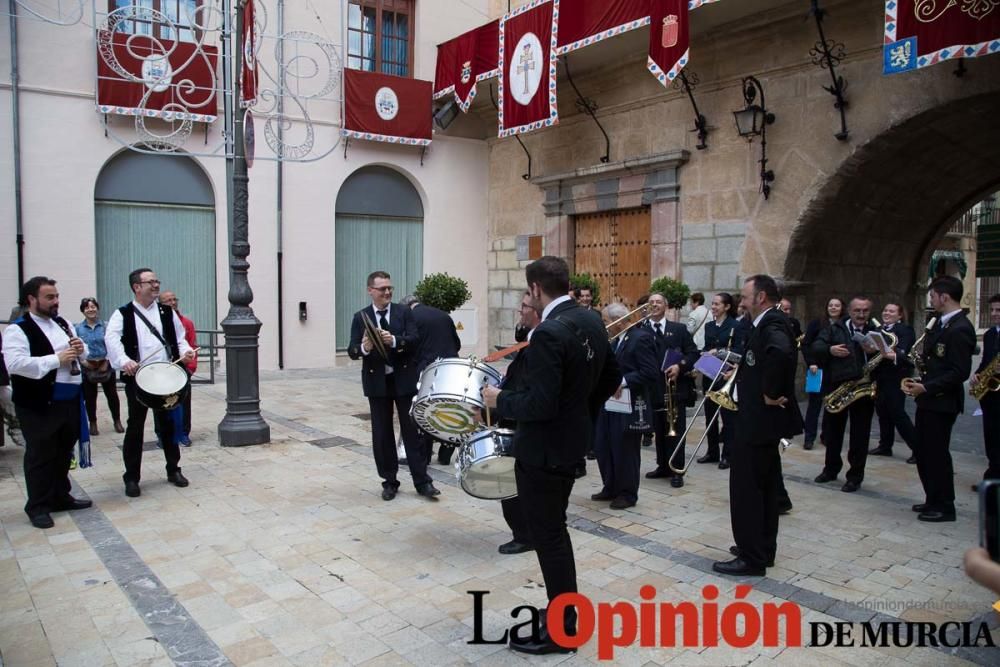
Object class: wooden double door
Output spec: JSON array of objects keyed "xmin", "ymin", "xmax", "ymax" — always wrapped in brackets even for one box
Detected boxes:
[{"xmin": 574, "ymin": 207, "xmax": 651, "ymax": 308}]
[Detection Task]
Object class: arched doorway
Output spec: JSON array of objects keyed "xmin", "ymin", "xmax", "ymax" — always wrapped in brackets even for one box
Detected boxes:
[
  {"xmin": 334, "ymin": 165, "xmax": 424, "ymax": 350},
  {"xmin": 783, "ymin": 92, "xmax": 1000, "ymax": 323},
  {"xmin": 94, "ymin": 150, "xmax": 217, "ymax": 330}
]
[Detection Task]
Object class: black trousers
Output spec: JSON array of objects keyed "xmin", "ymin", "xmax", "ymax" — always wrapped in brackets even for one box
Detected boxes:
[
  {"xmin": 182, "ymin": 384, "xmax": 192, "ymax": 436},
  {"xmin": 981, "ymin": 393, "xmax": 1000, "ymax": 480},
  {"xmin": 122, "ymin": 380, "xmax": 180, "ymax": 483},
  {"xmin": 17, "ymin": 400, "xmax": 79, "ymax": 517},
  {"xmin": 501, "ymin": 496, "xmax": 532, "ymax": 545},
  {"xmin": 730, "ymin": 439, "xmax": 781, "ymax": 568},
  {"xmin": 804, "ymin": 391, "xmax": 829, "ymax": 443},
  {"xmin": 822, "ymin": 396, "xmax": 875, "ymax": 483},
  {"xmin": 83, "ymin": 377, "xmax": 121, "ymax": 423},
  {"xmin": 914, "ymin": 407, "xmax": 957, "ymax": 513},
  {"xmin": 515, "ymin": 460, "xmax": 577, "ymax": 603},
  {"xmin": 653, "ymin": 404, "xmax": 687, "ymax": 474},
  {"xmin": 594, "ymin": 410, "xmax": 641, "ymax": 503},
  {"xmin": 369, "ymin": 377, "xmax": 429, "ymax": 489},
  {"xmin": 875, "ymin": 379, "xmax": 917, "ymax": 450}
]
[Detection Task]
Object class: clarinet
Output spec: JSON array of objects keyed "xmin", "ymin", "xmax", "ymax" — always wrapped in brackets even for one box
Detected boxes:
[{"xmin": 53, "ymin": 317, "xmax": 82, "ymax": 376}]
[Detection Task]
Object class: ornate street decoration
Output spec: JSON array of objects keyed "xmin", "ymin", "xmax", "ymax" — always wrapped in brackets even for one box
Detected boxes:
[
  {"xmin": 807, "ymin": 0, "xmax": 849, "ymax": 141},
  {"xmin": 11, "ymin": 0, "xmax": 86, "ymax": 25}
]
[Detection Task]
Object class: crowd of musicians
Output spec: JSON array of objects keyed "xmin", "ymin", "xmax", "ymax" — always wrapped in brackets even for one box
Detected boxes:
[{"xmin": 2, "ymin": 259, "xmax": 998, "ymax": 656}]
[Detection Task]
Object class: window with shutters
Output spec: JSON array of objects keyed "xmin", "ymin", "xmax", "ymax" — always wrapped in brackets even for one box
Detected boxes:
[
  {"xmin": 347, "ymin": 0, "xmax": 414, "ymax": 77},
  {"xmin": 108, "ymin": 0, "xmax": 206, "ymax": 43}
]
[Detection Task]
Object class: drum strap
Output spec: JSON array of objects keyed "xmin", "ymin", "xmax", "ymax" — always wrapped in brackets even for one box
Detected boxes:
[
  {"xmin": 552, "ymin": 315, "xmax": 595, "ymax": 362},
  {"xmin": 133, "ymin": 308, "xmax": 173, "ymax": 360}
]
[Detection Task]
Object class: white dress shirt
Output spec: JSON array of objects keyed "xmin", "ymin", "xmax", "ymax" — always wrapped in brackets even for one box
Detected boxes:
[
  {"xmin": 104, "ymin": 300, "xmax": 192, "ymax": 370},
  {"xmin": 529, "ymin": 294, "xmax": 573, "ymax": 342},
  {"xmin": 3, "ymin": 312, "xmax": 87, "ymax": 384}
]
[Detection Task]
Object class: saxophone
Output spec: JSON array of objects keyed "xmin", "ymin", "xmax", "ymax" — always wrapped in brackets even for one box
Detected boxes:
[
  {"xmin": 970, "ymin": 354, "xmax": 1000, "ymax": 401},
  {"xmin": 900, "ymin": 317, "xmax": 936, "ymax": 394},
  {"xmin": 824, "ymin": 323, "xmax": 898, "ymax": 414}
]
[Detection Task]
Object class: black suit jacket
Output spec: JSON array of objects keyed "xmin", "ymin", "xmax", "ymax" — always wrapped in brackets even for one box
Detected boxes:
[
  {"xmin": 647, "ymin": 319, "xmax": 699, "ymax": 406},
  {"xmin": 0, "ymin": 330, "xmax": 8, "ymax": 386},
  {"xmin": 916, "ymin": 311, "xmax": 976, "ymax": 415},
  {"xmin": 409, "ymin": 304, "xmax": 461, "ymax": 374},
  {"xmin": 347, "ymin": 302, "xmax": 419, "ymax": 397},
  {"xmin": 495, "ymin": 300, "xmax": 621, "ymax": 468},
  {"xmin": 977, "ymin": 326, "xmax": 999, "ymax": 374},
  {"xmin": 736, "ymin": 308, "xmax": 804, "ymax": 445},
  {"xmin": 615, "ymin": 325, "xmax": 660, "ymax": 407},
  {"xmin": 873, "ymin": 322, "xmax": 916, "ymax": 386},
  {"xmin": 811, "ymin": 319, "xmax": 875, "ymax": 390}
]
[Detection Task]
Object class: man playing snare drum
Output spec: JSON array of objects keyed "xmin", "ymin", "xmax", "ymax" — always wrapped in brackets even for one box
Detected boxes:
[{"xmin": 106, "ymin": 268, "xmax": 195, "ymax": 498}]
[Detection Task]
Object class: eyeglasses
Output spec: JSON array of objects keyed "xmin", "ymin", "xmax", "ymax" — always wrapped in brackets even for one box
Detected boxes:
[
  {"xmin": 371, "ymin": 286, "xmax": 394, "ymax": 292},
  {"xmin": 139, "ymin": 280, "xmax": 161, "ymax": 286}
]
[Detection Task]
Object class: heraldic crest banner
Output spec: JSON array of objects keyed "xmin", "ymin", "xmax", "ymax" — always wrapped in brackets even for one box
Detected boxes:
[
  {"xmin": 884, "ymin": 0, "xmax": 1000, "ymax": 74},
  {"xmin": 647, "ymin": 0, "xmax": 691, "ymax": 86},
  {"xmin": 434, "ymin": 20, "xmax": 499, "ymax": 112},
  {"xmin": 343, "ymin": 69, "xmax": 432, "ymax": 146},
  {"xmin": 498, "ymin": 0, "xmax": 560, "ymax": 138}
]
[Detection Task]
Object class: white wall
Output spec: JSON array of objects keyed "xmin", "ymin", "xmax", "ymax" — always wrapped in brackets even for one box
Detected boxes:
[{"xmin": 0, "ymin": 0, "xmax": 492, "ymax": 368}]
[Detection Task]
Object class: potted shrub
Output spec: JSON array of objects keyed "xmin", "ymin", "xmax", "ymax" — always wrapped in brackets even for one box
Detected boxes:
[
  {"xmin": 413, "ymin": 273, "xmax": 472, "ymax": 313},
  {"xmin": 649, "ymin": 276, "xmax": 691, "ymax": 318}
]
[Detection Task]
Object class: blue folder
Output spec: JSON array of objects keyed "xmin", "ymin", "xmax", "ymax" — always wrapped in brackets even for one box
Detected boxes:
[{"xmin": 805, "ymin": 368, "xmax": 823, "ymax": 393}]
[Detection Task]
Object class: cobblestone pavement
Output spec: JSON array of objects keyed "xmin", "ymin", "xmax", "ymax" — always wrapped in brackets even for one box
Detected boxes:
[{"xmin": 1, "ymin": 364, "xmax": 997, "ymax": 666}]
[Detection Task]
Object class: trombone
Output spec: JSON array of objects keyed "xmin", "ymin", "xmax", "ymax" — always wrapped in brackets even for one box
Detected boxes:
[
  {"xmin": 668, "ymin": 350, "xmax": 739, "ymax": 475},
  {"xmin": 607, "ymin": 303, "xmax": 652, "ymax": 341}
]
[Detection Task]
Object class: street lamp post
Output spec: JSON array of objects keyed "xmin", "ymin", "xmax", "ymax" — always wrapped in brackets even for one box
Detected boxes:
[{"xmin": 219, "ymin": 0, "xmax": 270, "ymax": 446}]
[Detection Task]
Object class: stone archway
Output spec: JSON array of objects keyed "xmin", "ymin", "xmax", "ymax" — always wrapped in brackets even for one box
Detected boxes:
[{"xmin": 783, "ymin": 91, "xmax": 1000, "ymax": 320}]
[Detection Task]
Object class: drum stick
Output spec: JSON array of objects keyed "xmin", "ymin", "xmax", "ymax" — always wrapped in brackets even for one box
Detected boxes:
[
  {"xmin": 485, "ymin": 404, "xmax": 492, "ymax": 428},
  {"xmin": 137, "ymin": 347, "xmax": 200, "ymax": 367}
]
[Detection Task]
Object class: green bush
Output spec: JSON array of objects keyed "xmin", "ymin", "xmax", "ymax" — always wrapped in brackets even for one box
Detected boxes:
[
  {"xmin": 649, "ymin": 276, "xmax": 690, "ymax": 310},
  {"xmin": 570, "ymin": 273, "xmax": 601, "ymax": 306},
  {"xmin": 413, "ymin": 273, "xmax": 472, "ymax": 313}
]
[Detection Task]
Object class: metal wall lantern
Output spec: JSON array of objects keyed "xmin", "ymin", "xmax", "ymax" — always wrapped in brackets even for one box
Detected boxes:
[{"xmin": 733, "ymin": 76, "xmax": 776, "ymax": 199}]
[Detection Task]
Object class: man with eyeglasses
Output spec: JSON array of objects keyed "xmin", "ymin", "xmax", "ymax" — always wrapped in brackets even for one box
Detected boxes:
[
  {"xmin": 106, "ymin": 268, "xmax": 195, "ymax": 498},
  {"xmin": 348, "ymin": 271, "xmax": 440, "ymax": 501}
]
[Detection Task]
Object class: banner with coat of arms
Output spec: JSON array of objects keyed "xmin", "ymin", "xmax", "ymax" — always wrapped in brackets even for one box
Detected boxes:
[
  {"xmin": 433, "ymin": 20, "xmax": 499, "ymax": 111},
  {"xmin": 555, "ymin": 0, "xmax": 650, "ymax": 54},
  {"xmin": 647, "ymin": 0, "xmax": 690, "ymax": 85},
  {"xmin": 342, "ymin": 69, "xmax": 432, "ymax": 146},
  {"xmin": 498, "ymin": 0, "xmax": 560, "ymax": 138},
  {"xmin": 884, "ymin": 0, "xmax": 1000, "ymax": 74}
]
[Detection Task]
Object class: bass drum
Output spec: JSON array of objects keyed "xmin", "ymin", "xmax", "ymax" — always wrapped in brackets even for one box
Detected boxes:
[
  {"xmin": 134, "ymin": 361, "xmax": 190, "ymax": 411},
  {"xmin": 410, "ymin": 357, "xmax": 502, "ymax": 444},
  {"xmin": 457, "ymin": 428, "xmax": 516, "ymax": 500}
]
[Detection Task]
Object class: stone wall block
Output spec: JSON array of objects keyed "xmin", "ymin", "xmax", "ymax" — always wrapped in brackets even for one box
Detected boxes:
[
  {"xmin": 681, "ymin": 265, "xmax": 713, "ymax": 292},
  {"xmin": 682, "ymin": 238, "xmax": 717, "ymax": 263},
  {"xmin": 717, "ymin": 237, "xmax": 745, "ymax": 264}
]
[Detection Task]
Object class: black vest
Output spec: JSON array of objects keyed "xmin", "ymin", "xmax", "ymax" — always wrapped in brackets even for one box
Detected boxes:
[
  {"xmin": 119, "ymin": 303, "xmax": 180, "ymax": 366},
  {"xmin": 9, "ymin": 314, "xmax": 74, "ymax": 408}
]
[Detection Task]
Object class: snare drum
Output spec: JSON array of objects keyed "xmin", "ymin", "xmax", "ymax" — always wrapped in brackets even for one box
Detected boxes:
[
  {"xmin": 410, "ymin": 358, "xmax": 502, "ymax": 444},
  {"xmin": 457, "ymin": 428, "xmax": 516, "ymax": 500},
  {"xmin": 134, "ymin": 361, "xmax": 190, "ymax": 411}
]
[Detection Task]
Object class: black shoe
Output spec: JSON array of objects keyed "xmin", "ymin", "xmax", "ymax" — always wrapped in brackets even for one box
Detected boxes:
[
  {"xmin": 417, "ymin": 483, "xmax": 441, "ymax": 499},
  {"xmin": 728, "ymin": 546, "xmax": 774, "ymax": 567},
  {"xmin": 814, "ymin": 472, "xmax": 837, "ymax": 483},
  {"xmin": 697, "ymin": 454, "xmax": 720, "ymax": 464},
  {"xmin": 906, "ymin": 456, "xmax": 917, "ymax": 464},
  {"xmin": 645, "ymin": 467, "xmax": 670, "ymax": 479},
  {"xmin": 803, "ymin": 440, "xmax": 814, "ymax": 450},
  {"xmin": 381, "ymin": 486, "xmax": 397, "ymax": 501},
  {"xmin": 912, "ymin": 503, "xmax": 928, "ymax": 512},
  {"xmin": 670, "ymin": 475, "xmax": 684, "ymax": 488},
  {"xmin": 718, "ymin": 458, "xmax": 730, "ymax": 470},
  {"xmin": 641, "ymin": 434, "xmax": 653, "ymax": 447},
  {"xmin": 498, "ymin": 540, "xmax": 534, "ymax": 555},
  {"xmin": 29, "ymin": 513, "xmax": 55, "ymax": 529},
  {"xmin": 125, "ymin": 481, "xmax": 141, "ymax": 498},
  {"xmin": 585, "ymin": 451, "xmax": 596, "ymax": 461},
  {"xmin": 712, "ymin": 557, "xmax": 765, "ymax": 576},
  {"xmin": 113, "ymin": 420, "xmax": 125, "ymax": 434},
  {"xmin": 590, "ymin": 491, "xmax": 614, "ymax": 501},
  {"xmin": 609, "ymin": 496, "xmax": 636, "ymax": 509},
  {"xmin": 509, "ymin": 627, "xmax": 575, "ymax": 655},
  {"xmin": 778, "ymin": 500, "xmax": 793, "ymax": 515},
  {"xmin": 842, "ymin": 481, "xmax": 861, "ymax": 493},
  {"xmin": 52, "ymin": 497, "xmax": 93, "ymax": 511},
  {"xmin": 869, "ymin": 446, "xmax": 893, "ymax": 456},
  {"xmin": 918, "ymin": 510, "xmax": 956, "ymax": 522},
  {"xmin": 167, "ymin": 470, "xmax": 189, "ymax": 487}
]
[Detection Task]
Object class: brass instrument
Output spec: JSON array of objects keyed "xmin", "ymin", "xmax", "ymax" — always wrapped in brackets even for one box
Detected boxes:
[
  {"xmin": 824, "ymin": 324, "xmax": 898, "ymax": 414},
  {"xmin": 361, "ymin": 311, "xmax": 389, "ymax": 361},
  {"xmin": 900, "ymin": 316, "xmax": 936, "ymax": 395},
  {"xmin": 607, "ymin": 303, "xmax": 652, "ymax": 341},
  {"xmin": 662, "ymin": 377, "xmax": 678, "ymax": 437},
  {"xmin": 971, "ymin": 353, "xmax": 1000, "ymax": 401},
  {"xmin": 705, "ymin": 366, "xmax": 738, "ymax": 411},
  {"xmin": 668, "ymin": 350, "xmax": 738, "ymax": 475},
  {"xmin": 796, "ymin": 333, "xmax": 805, "ymax": 349}
]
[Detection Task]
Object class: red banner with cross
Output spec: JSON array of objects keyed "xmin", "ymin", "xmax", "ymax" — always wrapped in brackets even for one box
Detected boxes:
[{"xmin": 498, "ymin": 0, "xmax": 559, "ymax": 138}]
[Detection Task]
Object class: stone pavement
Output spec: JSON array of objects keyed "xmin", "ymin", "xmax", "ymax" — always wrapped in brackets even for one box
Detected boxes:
[{"xmin": 1, "ymin": 364, "xmax": 997, "ymax": 666}]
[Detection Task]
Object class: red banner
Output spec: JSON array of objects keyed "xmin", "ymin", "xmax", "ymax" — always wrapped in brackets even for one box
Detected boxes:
[
  {"xmin": 498, "ymin": 0, "xmax": 559, "ymax": 138},
  {"xmin": 556, "ymin": 0, "xmax": 649, "ymax": 53},
  {"xmin": 884, "ymin": 0, "xmax": 1000, "ymax": 73},
  {"xmin": 96, "ymin": 32, "xmax": 219, "ymax": 122},
  {"xmin": 647, "ymin": 0, "xmax": 690, "ymax": 86},
  {"xmin": 343, "ymin": 69, "xmax": 432, "ymax": 146},
  {"xmin": 241, "ymin": 0, "xmax": 258, "ymax": 107},
  {"xmin": 433, "ymin": 20, "xmax": 499, "ymax": 111}
]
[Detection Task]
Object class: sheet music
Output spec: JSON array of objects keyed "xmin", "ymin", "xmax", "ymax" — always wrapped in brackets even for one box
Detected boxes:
[{"xmin": 605, "ymin": 387, "xmax": 632, "ymax": 414}]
